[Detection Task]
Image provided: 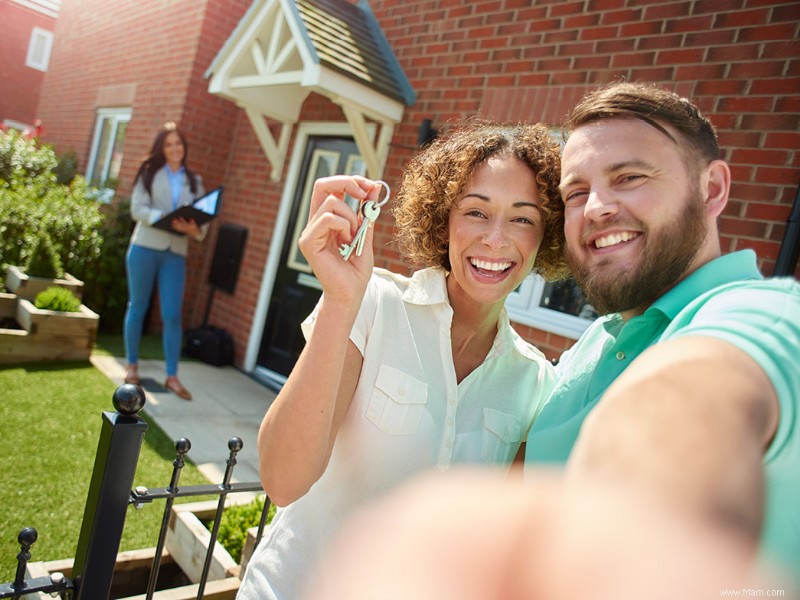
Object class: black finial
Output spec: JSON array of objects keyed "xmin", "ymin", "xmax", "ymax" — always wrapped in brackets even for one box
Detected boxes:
[
  {"xmin": 113, "ymin": 383, "xmax": 146, "ymax": 415},
  {"xmin": 17, "ymin": 527, "xmax": 37, "ymax": 547},
  {"xmin": 175, "ymin": 437, "xmax": 191, "ymax": 455},
  {"xmin": 228, "ymin": 437, "xmax": 243, "ymax": 453}
]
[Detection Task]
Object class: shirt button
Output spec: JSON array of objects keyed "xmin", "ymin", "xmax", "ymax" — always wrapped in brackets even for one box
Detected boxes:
[
  {"xmin": 616, "ymin": 351, "xmax": 626, "ymax": 360},
  {"xmin": 446, "ymin": 438, "xmax": 453, "ymax": 448},
  {"xmin": 447, "ymin": 417, "xmax": 454, "ymax": 426},
  {"xmin": 448, "ymin": 398, "xmax": 456, "ymax": 406}
]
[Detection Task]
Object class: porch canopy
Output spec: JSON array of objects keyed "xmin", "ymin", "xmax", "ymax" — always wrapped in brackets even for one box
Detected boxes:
[{"xmin": 206, "ymin": 0, "xmax": 415, "ymax": 181}]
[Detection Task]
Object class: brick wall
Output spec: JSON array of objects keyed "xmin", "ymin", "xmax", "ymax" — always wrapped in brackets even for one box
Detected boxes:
[{"xmin": 0, "ymin": 1, "xmax": 56, "ymax": 126}]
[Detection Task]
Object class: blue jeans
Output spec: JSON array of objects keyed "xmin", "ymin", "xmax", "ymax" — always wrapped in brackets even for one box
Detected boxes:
[{"xmin": 124, "ymin": 244, "xmax": 186, "ymax": 377}]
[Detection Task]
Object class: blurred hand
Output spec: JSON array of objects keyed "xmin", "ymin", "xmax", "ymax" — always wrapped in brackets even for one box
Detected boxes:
[{"xmin": 308, "ymin": 468, "xmax": 783, "ymax": 600}]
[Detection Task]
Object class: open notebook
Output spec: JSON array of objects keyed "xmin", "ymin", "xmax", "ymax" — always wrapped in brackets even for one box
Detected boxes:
[{"xmin": 152, "ymin": 187, "xmax": 223, "ymax": 232}]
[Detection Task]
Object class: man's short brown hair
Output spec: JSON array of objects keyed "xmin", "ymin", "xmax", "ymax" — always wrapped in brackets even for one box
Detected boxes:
[{"xmin": 564, "ymin": 81, "xmax": 721, "ymax": 169}]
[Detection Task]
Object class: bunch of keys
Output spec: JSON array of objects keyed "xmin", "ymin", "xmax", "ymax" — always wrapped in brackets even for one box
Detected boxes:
[{"xmin": 339, "ymin": 180, "xmax": 391, "ymax": 261}]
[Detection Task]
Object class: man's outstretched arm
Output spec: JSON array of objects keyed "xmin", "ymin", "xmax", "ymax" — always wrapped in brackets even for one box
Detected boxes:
[{"xmin": 567, "ymin": 335, "xmax": 778, "ymax": 545}]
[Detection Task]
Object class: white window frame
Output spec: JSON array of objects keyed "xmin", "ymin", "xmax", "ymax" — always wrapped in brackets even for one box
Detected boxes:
[
  {"xmin": 86, "ymin": 108, "xmax": 132, "ymax": 201},
  {"xmin": 25, "ymin": 27, "xmax": 53, "ymax": 71}
]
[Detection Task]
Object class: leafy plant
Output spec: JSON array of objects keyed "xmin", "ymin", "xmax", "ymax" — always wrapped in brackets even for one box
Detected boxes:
[
  {"xmin": 0, "ymin": 128, "xmax": 114, "ymax": 317},
  {"xmin": 25, "ymin": 232, "xmax": 64, "ymax": 279},
  {"xmin": 79, "ymin": 196, "xmax": 133, "ymax": 332},
  {"xmin": 0, "ymin": 128, "xmax": 56, "ymax": 183},
  {"xmin": 215, "ymin": 496, "xmax": 275, "ymax": 563},
  {"xmin": 34, "ymin": 286, "xmax": 82, "ymax": 312},
  {"xmin": 53, "ymin": 149, "xmax": 79, "ymax": 185}
]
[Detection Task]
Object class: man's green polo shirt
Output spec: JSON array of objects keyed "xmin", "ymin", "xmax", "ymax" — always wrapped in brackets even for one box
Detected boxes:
[{"xmin": 525, "ymin": 250, "xmax": 800, "ymax": 570}]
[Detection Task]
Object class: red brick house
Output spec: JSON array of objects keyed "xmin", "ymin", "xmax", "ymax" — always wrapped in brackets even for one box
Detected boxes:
[
  {"xmin": 0, "ymin": 0, "xmax": 59, "ymax": 130},
  {"xmin": 35, "ymin": 0, "xmax": 800, "ymax": 388}
]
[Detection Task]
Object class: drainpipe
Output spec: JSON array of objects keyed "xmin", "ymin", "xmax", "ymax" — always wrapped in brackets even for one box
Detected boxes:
[{"xmin": 773, "ymin": 182, "xmax": 800, "ymax": 277}]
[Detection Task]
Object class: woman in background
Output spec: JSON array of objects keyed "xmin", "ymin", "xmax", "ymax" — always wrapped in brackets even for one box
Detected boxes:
[{"xmin": 123, "ymin": 121, "xmax": 207, "ymax": 400}]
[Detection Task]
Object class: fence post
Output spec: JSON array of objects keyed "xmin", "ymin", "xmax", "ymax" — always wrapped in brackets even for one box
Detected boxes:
[{"xmin": 71, "ymin": 383, "xmax": 148, "ymax": 600}]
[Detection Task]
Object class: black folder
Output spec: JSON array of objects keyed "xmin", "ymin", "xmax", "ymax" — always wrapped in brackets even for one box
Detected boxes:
[{"xmin": 152, "ymin": 187, "xmax": 223, "ymax": 232}]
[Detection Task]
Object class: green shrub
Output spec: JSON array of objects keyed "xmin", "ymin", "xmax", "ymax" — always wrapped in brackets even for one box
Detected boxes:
[
  {"xmin": 34, "ymin": 286, "xmax": 82, "ymax": 312},
  {"xmin": 54, "ymin": 149, "xmax": 79, "ymax": 185},
  {"xmin": 216, "ymin": 496, "xmax": 276, "ymax": 564},
  {"xmin": 0, "ymin": 128, "xmax": 56, "ymax": 183},
  {"xmin": 79, "ymin": 196, "xmax": 133, "ymax": 332},
  {"xmin": 25, "ymin": 232, "xmax": 64, "ymax": 279},
  {"xmin": 0, "ymin": 129, "xmax": 111, "ymax": 312}
]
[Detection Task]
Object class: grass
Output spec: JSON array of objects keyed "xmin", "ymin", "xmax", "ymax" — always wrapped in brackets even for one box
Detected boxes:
[
  {"xmin": 93, "ymin": 332, "xmax": 166, "ymax": 360},
  {"xmin": 0, "ymin": 357, "xmax": 212, "ymax": 582}
]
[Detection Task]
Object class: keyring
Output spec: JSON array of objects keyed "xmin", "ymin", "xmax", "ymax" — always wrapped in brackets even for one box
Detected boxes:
[{"xmin": 374, "ymin": 180, "xmax": 391, "ymax": 208}]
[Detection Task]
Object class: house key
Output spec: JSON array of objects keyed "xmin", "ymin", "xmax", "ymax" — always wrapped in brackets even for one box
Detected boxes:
[{"xmin": 339, "ymin": 181, "xmax": 390, "ymax": 261}]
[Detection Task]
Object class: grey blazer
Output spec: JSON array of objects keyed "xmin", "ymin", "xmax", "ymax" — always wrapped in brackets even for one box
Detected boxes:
[{"xmin": 129, "ymin": 166, "xmax": 207, "ymax": 256}]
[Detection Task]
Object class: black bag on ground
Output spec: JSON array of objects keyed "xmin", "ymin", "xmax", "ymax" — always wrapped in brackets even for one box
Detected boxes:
[{"xmin": 183, "ymin": 326, "xmax": 234, "ymax": 366}]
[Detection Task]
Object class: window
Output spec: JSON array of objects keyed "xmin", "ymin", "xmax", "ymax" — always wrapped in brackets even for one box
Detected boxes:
[
  {"xmin": 86, "ymin": 108, "xmax": 131, "ymax": 201},
  {"xmin": 505, "ymin": 275, "xmax": 596, "ymax": 339},
  {"xmin": 26, "ymin": 27, "xmax": 53, "ymax": 71}
]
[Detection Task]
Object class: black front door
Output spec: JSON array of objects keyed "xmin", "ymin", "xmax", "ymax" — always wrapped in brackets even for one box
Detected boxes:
[{"xmin": 256, "ymin": 136, "xmax": 364, "ymax": 381}]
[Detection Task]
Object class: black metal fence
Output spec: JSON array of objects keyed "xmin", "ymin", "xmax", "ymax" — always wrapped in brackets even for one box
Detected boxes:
[{"xmin": 0, "ymin": 384, "xmax": 271, "ymax": 600}]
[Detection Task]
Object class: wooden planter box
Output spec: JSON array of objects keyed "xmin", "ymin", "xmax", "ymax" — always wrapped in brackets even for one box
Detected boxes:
[
  {"xmin": 4, "ymin": 265, "xmax": 84, "ymax": 300},
  {"xmin": 165, "ymin": 501, "xmax": 240, "ymax": 585},
  {"xmin": 0, "ymin": 299, "xmax": 99, "ymax": 364},
  {"xmin": 25, "ymin": 547, "xmax": 241, "ymax": 600},
  {"xmin": 0, "ymin": 292, "xmax": 16, "ymax": 319},
  {"xmin": 16, "ymin": 299, "xmax": 99, "ymax": 337}
]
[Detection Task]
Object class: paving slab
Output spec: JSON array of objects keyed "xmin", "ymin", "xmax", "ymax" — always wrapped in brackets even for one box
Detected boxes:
[{"xmin": 90, "ymin": 354, "xmax": 275, "ymax": 485}]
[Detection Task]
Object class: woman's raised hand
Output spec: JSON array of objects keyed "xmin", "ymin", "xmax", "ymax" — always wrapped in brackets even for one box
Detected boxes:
[{"xmin": 299, "ymin": 175, "xmax": 384, "ymax": 304}]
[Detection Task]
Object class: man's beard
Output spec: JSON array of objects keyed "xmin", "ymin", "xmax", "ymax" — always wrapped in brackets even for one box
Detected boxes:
[{"xmin": 567, "ymin": 192, "xmax": 707, "ymax": 316}]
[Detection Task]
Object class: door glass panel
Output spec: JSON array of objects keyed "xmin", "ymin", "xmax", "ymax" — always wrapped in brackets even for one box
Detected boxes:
[
  {"xmin": 287, "ymin": 150, "xmax": 339, "ymax": 273},
  {"xmin": 342, "ymin": 155, "xmax": 367, "ymax": 212}
]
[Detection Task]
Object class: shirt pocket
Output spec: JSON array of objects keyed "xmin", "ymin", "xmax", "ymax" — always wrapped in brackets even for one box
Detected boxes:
[
  {"xmin": 366, "ymin": 365, "xmax": 428, "ymax": 435},
  {"xmin": 481, "ymin": 407, "xmax": 522, "ymax": 466}
]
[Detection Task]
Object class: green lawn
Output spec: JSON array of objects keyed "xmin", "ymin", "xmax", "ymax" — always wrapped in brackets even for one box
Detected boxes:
[
  {"xmin": 0, "ymin": 359, "xmax": 212, "ymax": 582},
  {"xmin": 93, "ymin": 332, "xmax": 166, "ymax": 360}
]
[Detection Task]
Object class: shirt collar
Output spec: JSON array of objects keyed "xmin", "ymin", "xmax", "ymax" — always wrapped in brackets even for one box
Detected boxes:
[
  {"xmin": 648, "ymin": 250, "xmax": 763, "ymax": 319},
  {"xmin": 402, "ymin": 267, "xmax": 450, "ymax": 305},
  {"xmin": 166, "ymin": 164, "xmax": 185, "ymax": 176},
  {"xmin": 401, "ymin": 267, "xmax": 522, "ymax": 359}
]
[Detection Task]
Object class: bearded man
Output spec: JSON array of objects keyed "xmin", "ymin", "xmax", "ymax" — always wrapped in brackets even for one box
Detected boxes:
[{"xmin": 525, "ymin": 81, "xmax": 800, "ymax": 573}]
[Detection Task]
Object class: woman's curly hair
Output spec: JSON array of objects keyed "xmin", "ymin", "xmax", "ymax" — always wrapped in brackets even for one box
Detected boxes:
[{"xmin": 392, "ymin": 120, "xmax": 568, "ymax": 281}]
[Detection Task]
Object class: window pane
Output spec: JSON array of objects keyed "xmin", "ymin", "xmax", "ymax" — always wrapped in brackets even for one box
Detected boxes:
[
  {"xmin": 539, "ymin": 280, "xmax": 597, "ymax": 320},
  {"xmin": 107, "ymin": 120, "xmax": 128, "ymax": 182},
  {"xmin": 31, "ymin": 34, "xmax": 45, "ymax": 64},
  {"xmin": 90, "ymin": 118, "xmax": 113, "ymax": 187}
]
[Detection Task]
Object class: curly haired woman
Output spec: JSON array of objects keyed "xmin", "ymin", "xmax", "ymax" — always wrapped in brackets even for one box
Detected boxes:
[{"xmin": 238, "ymin": 120, "xmax": 568, "ymax": 600}]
